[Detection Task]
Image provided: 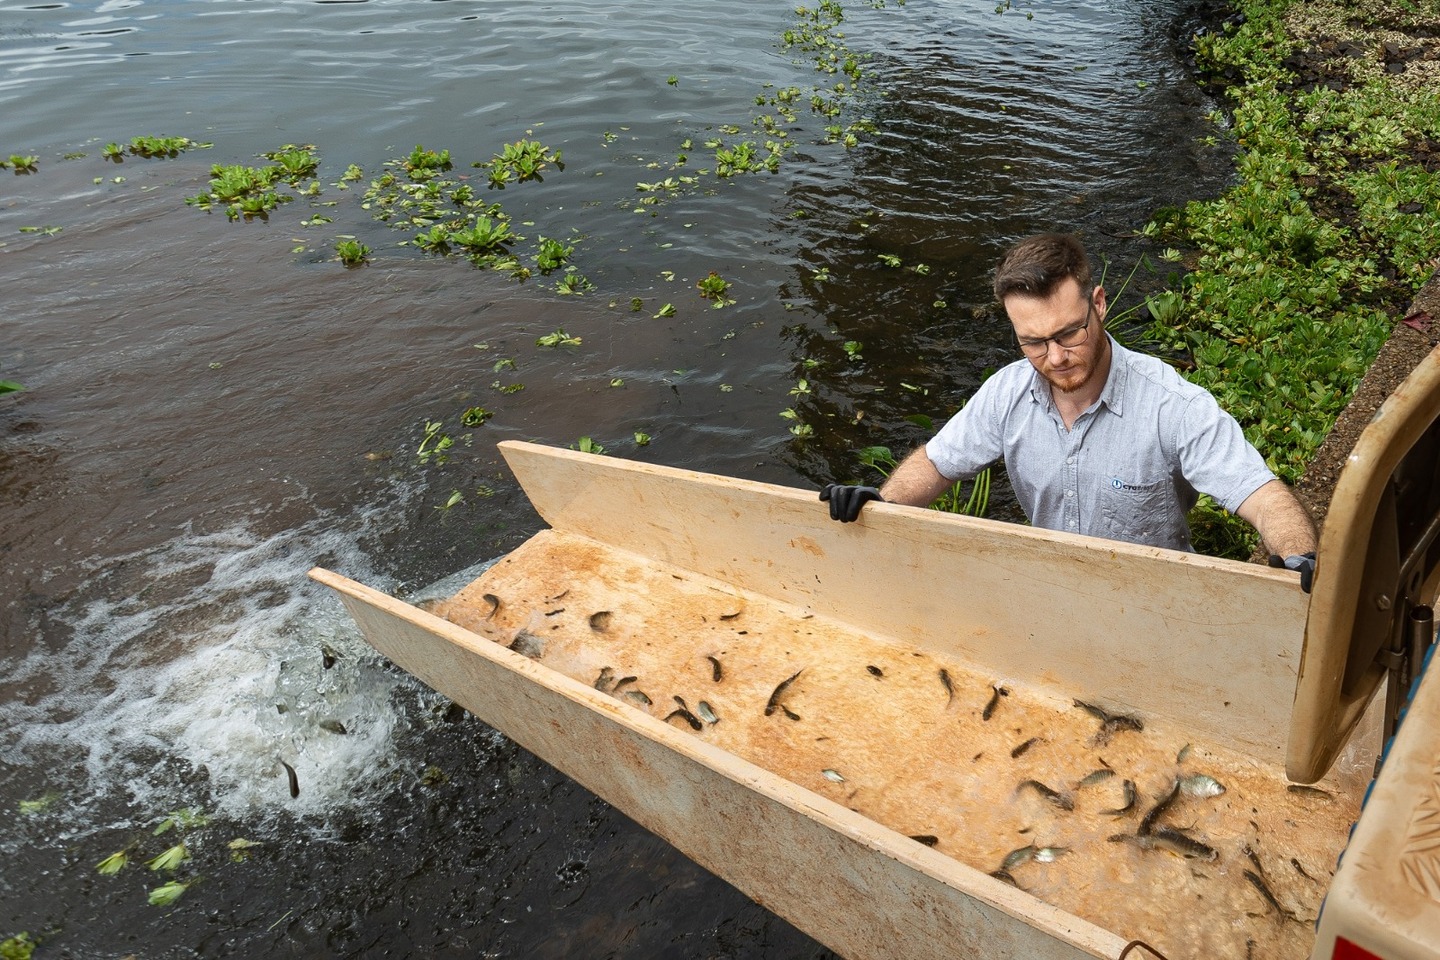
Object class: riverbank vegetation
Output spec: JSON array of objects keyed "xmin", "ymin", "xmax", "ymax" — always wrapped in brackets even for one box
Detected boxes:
[{"xmin": 1145, "ymin": 0, "xmax": 1440, "ymax": 554}]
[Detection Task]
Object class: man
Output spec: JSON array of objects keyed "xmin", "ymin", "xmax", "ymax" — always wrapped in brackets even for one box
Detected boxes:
[{"xmin": 820, "ymin": 232, "xmax": 1319, "ymax": 589}]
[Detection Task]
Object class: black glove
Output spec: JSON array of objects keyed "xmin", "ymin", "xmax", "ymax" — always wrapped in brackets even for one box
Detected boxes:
[
  {"xmin": 819, "ymin": 484, "xmax": 882, "ymax": 523},
  {"xmin": 1268, "ymin": 551, "xmax": 1316, "ymax": 593}
]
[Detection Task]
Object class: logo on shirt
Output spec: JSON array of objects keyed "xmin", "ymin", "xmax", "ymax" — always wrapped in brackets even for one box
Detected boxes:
[{"xmin": 1110, "ymin": 477, "xmax": 1144, "ymax": 493}]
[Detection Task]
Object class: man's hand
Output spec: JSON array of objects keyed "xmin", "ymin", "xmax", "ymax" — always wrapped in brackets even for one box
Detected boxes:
[
  {"xmin": 1268, "ymin": 551, "xmax": 1316, "ymax": 593},
  {"xmin": 819, "ymin": 484, "xmax": 882, "ymax": 523}
]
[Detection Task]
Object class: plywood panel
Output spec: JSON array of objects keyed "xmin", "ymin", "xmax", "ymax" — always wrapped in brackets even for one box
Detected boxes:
[
  {"xmin": 498, "ymin": 441, "xmax": 1309, "ymax": 763},
  {"xmin": 311, "ymin": 568, "xmax": 1117, "ymax": 960}
]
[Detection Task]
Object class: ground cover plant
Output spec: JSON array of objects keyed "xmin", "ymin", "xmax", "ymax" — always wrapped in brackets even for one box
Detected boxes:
[{"xmin": 1140, "ymin": 0, "xmax": 1440, "ymax": 555}]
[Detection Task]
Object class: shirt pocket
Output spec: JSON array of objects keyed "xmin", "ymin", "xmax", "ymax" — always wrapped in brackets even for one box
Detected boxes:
[{"xmin": 1096, "ymin": 476, "xmax": 1178, "ymax": 547}]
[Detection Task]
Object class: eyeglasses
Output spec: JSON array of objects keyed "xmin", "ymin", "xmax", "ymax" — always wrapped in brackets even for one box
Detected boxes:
[{"xmin": 1016, "ymin": 301, "xmax": 1094, "ymax": 358}]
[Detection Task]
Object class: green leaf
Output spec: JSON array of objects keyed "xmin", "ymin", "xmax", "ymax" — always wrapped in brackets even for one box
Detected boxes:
[
  {"xmin": 148, "ymin": 880, "xmax": 190, "ymax": 907},
  {"xmin": 95, "ymin": 850, "xmax": 129, "ymax": 875},
  {"xmin": 147, "ymin": 842, "xmax": 189, "ymax": 872}
]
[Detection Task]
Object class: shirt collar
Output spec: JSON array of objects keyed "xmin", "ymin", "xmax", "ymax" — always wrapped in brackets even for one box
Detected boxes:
[{"xmin": 1026, "ymin": 333, "xmax": 1127, "ymax": 417}]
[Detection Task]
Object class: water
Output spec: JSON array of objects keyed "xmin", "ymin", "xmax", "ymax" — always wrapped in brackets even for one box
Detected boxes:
[{"xmin": 1, "ymin": 0, "xmax": 1233, "ymax": 955}]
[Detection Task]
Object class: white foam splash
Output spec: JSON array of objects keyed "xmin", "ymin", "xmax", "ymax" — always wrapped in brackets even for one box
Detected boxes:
[{"xmin": 2, "ymin": 493, "xmax": 440, "ymax": 827}]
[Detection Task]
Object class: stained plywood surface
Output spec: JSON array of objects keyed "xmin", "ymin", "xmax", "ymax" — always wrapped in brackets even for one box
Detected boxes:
[
  {"xmin": 414, "ymin": 530, "xmax": 1358, "ymax": 960},
  {"xmin": 499, "ymin": 441, "xmax": 1311, "ymax": 764},
  {"xmin": 312, "ymin": 567, "xmax": 1115, "ymax": 960}
]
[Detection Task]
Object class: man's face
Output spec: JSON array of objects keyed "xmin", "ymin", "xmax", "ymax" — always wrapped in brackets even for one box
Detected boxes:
[{"xmin": 1005, "ymin": 277, "xmax": 1108, "ymax": 395}]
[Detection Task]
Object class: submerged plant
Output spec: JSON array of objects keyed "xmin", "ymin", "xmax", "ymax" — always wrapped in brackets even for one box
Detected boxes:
[{"xmin": 335, "ymin": 238, "xmax": 370, "ymax": 266}]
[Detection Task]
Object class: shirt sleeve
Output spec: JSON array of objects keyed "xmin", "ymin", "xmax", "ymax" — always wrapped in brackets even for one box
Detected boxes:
[
  {"xmin": 925, "ymin": 369, "xmax": 1011, "ymax": 482},
  {"xmin": 1173, "ymin": 390, "xmax": 1276, "ymax": 512}
]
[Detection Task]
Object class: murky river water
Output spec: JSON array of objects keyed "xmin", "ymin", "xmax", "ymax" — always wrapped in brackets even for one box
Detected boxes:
[{"xmin": 1, "ymin": 0, "xmax": 1235, "ymax": 955}]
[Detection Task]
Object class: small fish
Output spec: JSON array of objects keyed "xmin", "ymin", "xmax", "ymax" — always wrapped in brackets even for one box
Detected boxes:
[
  {"xmin": 1101, "ymin": 779, "xmax": 1137, "ymax": 817},
  {"xmin": 1291, "ymin": 857, "xmax": 1315, "ymax": 881},
  {"xmin": 782, "ymin": 705, "xmax": 802, "ymax": 721},
  {"xmin": 1287, "ymin": 784, "xmax": 1332, "ymax": 801},
  {"xmin": 1244, "ymin": 844, "xmax": 1267, "ymax": 878},
  {"xmin": 1074, "ymin": 699, "xmax": 1143, "ymax": 744},
  {"xmin": 707, "ymin": 655, "xmax": 723, "ymax": 682},
  {"xmin": 622, "ymin": 690, "xmax": 653, "ymax": 707},
  {"xmin": 482, "ymin": 593, "xmax": 501, "ymax": 619},
  {"xmin": 281, "ymin": 761, "xmax": 299, "ymax": 799},
  {"xmin": 547, "ymin": 589, "xmax": 570, "ymax": 601},
  {"xmin": 1010, "ymin": 736, "xmax": 1042, "ymax": 759},
  {"xmin": 509, "ymin": 630, "xmax": 546, "ymax": 659},
  {"xmin": 545, "ymin": 607, "xmax": 565, "ymax": 617},
  {"xmin": 612, "ymin": 675, "xmax": 638, "ymax": 693},
  {"xmin": 988, "ymin": 869, "xmax": 1021, "ymax": 888},
  {"xmin": 1176, "ymin": 743, "xmax": 1192, "ymax": 764},
  {"xmin": 1139, "ymin": 780, "xmax": 1180, "ymax": 836},
  {"xmin": 1149, "ymin": 827, "xmax": 1218, "ymax": 862},
  {"xmin": 318, "ymin": 719, "xmax": 347, "ymax": 735},
  {"xmin": 321, "ymin": 645, "xmax": 338, "ymax": 670},
  {"xmin": 909, "ymin": 834, "xmax": 939, "ymax": 847},
  {"xmin": 867, "ymin": 665, "xmax": 884, "ymax": 678},
  {"xmin": 719, "ymin": 609, "xmax": 742, "ymax": 621},
  {"xmin": 1244, "ymin": 868, "xmax": 1302, "ymax": 923},
  {"xmin": 822, "ymin": 768, "xmax": 845, "ymax": 782},
  {"xmin": 982, "ymin": 684, "xmax": 1007, "ymax": 721},
  {"xmin": 765, "ymin": 669, "xmax": 804, "ymax": 717},
  {"xmin": 1179, "ymin": 774, "xmax": 1226, "ymax": 798},
  {"xmin": 1017, "ymin": 780, "xmax": 1074, "ymax": 811},
  {"xmin": 1033, "ymin": 846, "xmax": 1068, "ymax": 863},
  {"xmin": 664, "ymin": 706, "xmax": 703, "ymax": 731},
  {"xmin": 696, "ymin": 700, "xmax": 719, "ymax": 724},
  {"xmin": 939, "ymin": 668, "xmax": 954, "ymax": 703},
  {"xmin": 1077, "ymin": 768, "xmax": 1116, "ymax": 789},
  {"xmin": 588, "ymin": 610, "xmax": 612, "ymax": 632},
  {"xmin": 1002, "ymin": 845, "xmax": 1036, "ymax": 870},
  {"xmin": 594, "ymin": 666, "xmax": 616, "ymax": 692}
]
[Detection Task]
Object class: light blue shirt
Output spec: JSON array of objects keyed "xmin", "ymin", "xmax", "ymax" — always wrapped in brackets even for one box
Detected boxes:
[{"xmin": 925, "ymin": 336, "xmax": 1275, "ymax": 552}]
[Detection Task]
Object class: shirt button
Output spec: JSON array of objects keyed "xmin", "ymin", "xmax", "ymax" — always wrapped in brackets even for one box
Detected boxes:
[
  {"xmin": 1065, "ymin": 490, "xmax": 1075, "ymax": 498},
  {"xmin": 1067, "ymin": 456, "xmax": 1076, "ymax": 465}
]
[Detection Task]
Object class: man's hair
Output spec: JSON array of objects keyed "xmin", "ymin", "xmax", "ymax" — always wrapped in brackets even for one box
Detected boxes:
[{"xmin": 992, "ymin": 232, "xmax": 1093, "ymax": 303}]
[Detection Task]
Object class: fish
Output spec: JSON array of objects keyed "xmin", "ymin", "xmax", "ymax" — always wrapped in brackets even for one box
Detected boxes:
[
  {"xmin": 318, "ymin": 719, "xmax": 347, "ymax": 735},
  {"xmin": 822, "ymin": 768, "xmax": 845, "ymax": 782},
  {"xmin": 1244, "ymin": 868, "xmax": 1303, "ymax": 923},
  {"xmin": 1074, "ymin": 699, "xmax": 1144, "ymax": 744},
  {"xmin": 1176, "ymin": 743, "xmax": 1193, "ymax": 764},
  {"xmin": 1179, "ymin": 774, "xmax": 1226, "ymax": 798},
  {"xmin": 622, "ymin": 690, "xmax": 652, "ymax": 707},
  {"xmin": 696, "ymin": 700, "xmax": 720, "ymax": 724},
  {"xmin": 664, "ymin": 706, "xmax": 703, "ymax": 731},
  {"xmin": 1002, "ymin": 845, "xmax": 1036, "ymax": 870},
  {"xmin": 482, "ymin": 593, "xmax": 501, "ymax": 619},
  {"xmin": 1287, "ymin": 784, "xmax": 1332, "ymax": 800},
  {"xmin": 867, "ymin": 665, "xmax": 884, "ymax": 678},
  {"xmin": 509, "ymin": 630, "xmax": 546, "ymax": 659},
  {"xmin": 1291, "ymin": 857, "xmax": 1315, "ymax": 881},
  {"xmin": 1077, "ymin": 769, "xmax": 1116, "ymax": 789},
  {"xmin": 1138, "ymin": 780, "xmax": 1180, "ymax": 836},
  {"xmin": 719, "ymin": 609, "xmax": 742, "ymax": 621},
  {"xmin": 909, "ymin": 834, "xmax": 939, "ymax": 847},
  {"xmin": 939, "ymin": 668, "xmax": 954, "ymax": 703},
  {"xmin": 988, "ymin": 869, "xmax": 1021, "ymax": 888},
  {"xmin": 982, "ymin": 684, "xmax": 1007, "ymax": 721},
  {"xmin": 612, "ymin": 675, "xmax": 638, "ymax": 693},
  {"xmin": 707, "ymin": 655, "xmax": 723, "ymax": 682},
  {"xmin": 594, "ymin": 666, "xmax": 616, "ymax": 692},
  {"xmin": 1033, "ymin": 846, "xmax": 1068, "ymax": 863},
  {"xmin": 1148, "ymin": 827, "xmax": 1218, "ymax": 862},
  {"xmin": 588, "ymin": 610, "xmax": 612, "ymax": 632},
  {"xmin": 1010, "ymin": 737, "xmax": 1042, "ymax": 759},
  {"xmin": 765, "ymin": 669, "xmax": 804, "ymax": 717},
  {"xmin": 1017, "ymin": 780, "xmax": 1074, "ymax": 811},
  {"xmin": 1110, "ymin": 829, "xmax": 1217, "ymax": 862},
  {"xmin": 321, "ymin": 645, "xmax": 338, "ymax": 670},
  {"xmin": 281, "ymin": 761, "xmax": 299, "ymax": 798},
  {"xmin": 782, "ymin": 705, "xmax": 802, "ymax": 721},
  {"xmin": 1101, "ymin": 779, "xmax": 1137, "ymax": 817}
]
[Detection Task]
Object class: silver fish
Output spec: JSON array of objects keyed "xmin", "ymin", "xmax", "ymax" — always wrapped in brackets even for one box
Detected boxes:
[
  {"xmin": 1179, "ymin": 773, "xmax": 1226, "ymax": 798},
  {"xmin": 1148, "ymin": 827, "xmax": 1218, "ymax": 862},
  {"xmin": 696, "ymin": 700, "xmax": 720, "ymax": 724},
  {"xmin": 509, "ymin": 630, "xmax": 546, "ymax": 659},
  {"xmin": 1077, "ymin": 769, "xmax": 1115, "ymax": 789},
  {"xmin": 1033, "ymin": 846, "xmax": 1068, "ymax": 863},
  {"xmin": 622, "ymin": 690, "xmax": 652, "ymax": 707},
  {"xmin": 1002, "ymin": 845, "xmax": 1036, "ymax": 870},
  {"xmin": 1100, "ymin": 779, "xmax": 1137, "ymax": 817},
  {"xmin": 1017, "ymin": 780, "xmax": 1074, "ymax": 811},
  {"xmin": 822, "ymin": 768, "xmax": 845, "ymax": 782}
]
